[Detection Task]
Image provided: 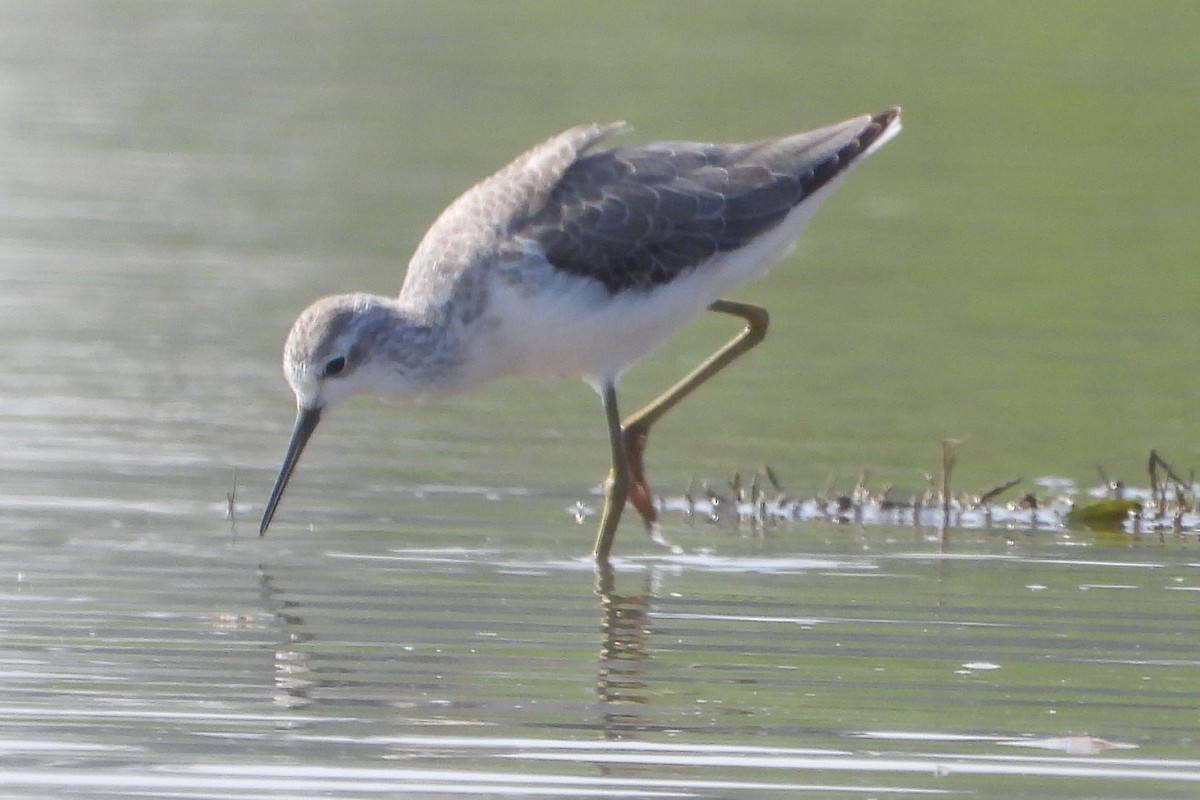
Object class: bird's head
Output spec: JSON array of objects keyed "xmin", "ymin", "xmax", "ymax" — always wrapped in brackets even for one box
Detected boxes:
[
  {"xmin": 281, "ymin": 293, "xmax": 391, "ymax": 411},
  {"xmin": 259, "ymin": 293, "xmax": 397, "ymax": 536}
]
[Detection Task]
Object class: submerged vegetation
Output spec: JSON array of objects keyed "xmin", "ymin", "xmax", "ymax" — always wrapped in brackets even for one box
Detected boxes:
[{"xmin": 666, "ymin": 445, "xmax": 1200, "ymax": 536}]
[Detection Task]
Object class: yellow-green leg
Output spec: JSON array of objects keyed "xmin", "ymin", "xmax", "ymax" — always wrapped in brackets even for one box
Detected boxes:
[
  {"xmin": 592, "ymin": 299, "xmax": 770, "ymax": 563},
  {"xmin": 593, "ymin": 381, "xmax": 628, "ymax": 563}
]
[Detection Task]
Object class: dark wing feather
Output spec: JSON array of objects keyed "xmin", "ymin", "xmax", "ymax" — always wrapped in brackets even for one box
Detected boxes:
[{"xmin": 517, "ymin": 108, "xmax": 897, "ymax": 294}]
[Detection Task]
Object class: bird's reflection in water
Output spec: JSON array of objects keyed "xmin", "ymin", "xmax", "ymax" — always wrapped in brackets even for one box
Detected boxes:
[
  {"xmin": 257, "ymin": 558, "xmax": 665, "ymax": 739},
  {"xmin": 594, "ymin": 563, "xmax": 654, "ymax": 740}
]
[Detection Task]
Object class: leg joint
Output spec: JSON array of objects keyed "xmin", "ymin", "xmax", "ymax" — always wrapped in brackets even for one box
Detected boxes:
[{"xmin": 710, "ymin": 299, "xmax": 769, "ymax": 343}]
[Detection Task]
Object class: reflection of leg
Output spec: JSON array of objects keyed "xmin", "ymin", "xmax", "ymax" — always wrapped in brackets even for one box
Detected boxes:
[
  {"xmin": 620, "ymin": 299, "xmax": 771, "ymax": 530},
  {"xmin": 594, "ymin": 565, "xmax": 652, "ymax": 740},
  {"xmin": 593, "ymin": 381, "xmax": 628, "ymax": 564}
]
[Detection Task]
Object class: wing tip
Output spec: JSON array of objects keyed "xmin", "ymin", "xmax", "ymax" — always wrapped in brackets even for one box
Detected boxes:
[{"xmin": 862, "ymin": 106, "xmax": 902, "ymax": 155}]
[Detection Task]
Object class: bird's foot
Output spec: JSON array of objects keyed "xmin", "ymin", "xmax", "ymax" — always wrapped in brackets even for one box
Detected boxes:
[
  {"xmin": 629, "ymin": 476, "xmax": 675, "ymax": 550},
  {"xmin": 622, "ymin": 427, "xmax": 656, "ymax": 524},
  {"xmin": 626, "ymin": 473, "xmax": 657, "ymax": 528},
  {"xmin": 622, "ymin": 425, "xmax": 677, "ymax": 552}
]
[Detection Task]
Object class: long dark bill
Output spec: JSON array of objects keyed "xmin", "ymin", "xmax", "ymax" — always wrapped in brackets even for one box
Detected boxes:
[{"xmin": 259, "ymin": 406, "xmax": 322, "ymax": 536}]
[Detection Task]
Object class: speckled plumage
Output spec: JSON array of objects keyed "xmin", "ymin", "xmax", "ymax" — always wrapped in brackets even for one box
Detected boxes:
[
  {"xmin": 524, "ymin": 116, "xmax": 894, "ymax": 293},
  {"xmin": 260, "ymin": 108, "xmax": 902, "ymax": 550}
]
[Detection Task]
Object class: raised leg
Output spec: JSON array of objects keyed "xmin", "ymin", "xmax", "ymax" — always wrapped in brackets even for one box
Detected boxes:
[
  {"xmin": 622, "ymin": 299, "xmax": 770, "ymax": 528},
  {"xmin": 594, "ymin": 299, "xmax": 770, "ymax": 561}
]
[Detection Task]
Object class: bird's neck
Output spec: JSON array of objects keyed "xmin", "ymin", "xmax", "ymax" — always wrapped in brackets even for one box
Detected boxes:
[{"xmin": 363, "ymin": 297, "xmax": 481, "ymax": 399}]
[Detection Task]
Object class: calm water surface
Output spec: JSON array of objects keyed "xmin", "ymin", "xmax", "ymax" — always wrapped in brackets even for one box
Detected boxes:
[{"xmin": 1, "ymin": 3, "xmax": 1199, "ymax": 798}]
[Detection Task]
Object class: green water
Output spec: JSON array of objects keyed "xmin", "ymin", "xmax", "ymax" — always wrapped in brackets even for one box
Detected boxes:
[
  {"xmin": 235, "ymin": 1, "xmax": 1200, "ymax": 495},
  {"xmin": 2, "ymin": 3, "xmax": 1199, "ymax": 798}
]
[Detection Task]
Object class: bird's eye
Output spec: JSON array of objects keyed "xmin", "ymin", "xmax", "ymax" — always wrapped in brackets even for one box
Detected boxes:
[{"xmin": 322, "ymin": 356, "xmax": 346, "ymax": 378}]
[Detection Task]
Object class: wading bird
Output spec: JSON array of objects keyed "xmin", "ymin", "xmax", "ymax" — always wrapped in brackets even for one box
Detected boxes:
[{"xmin": 260, "ymin": 107, "xmax": 902, "ymax": 562}]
